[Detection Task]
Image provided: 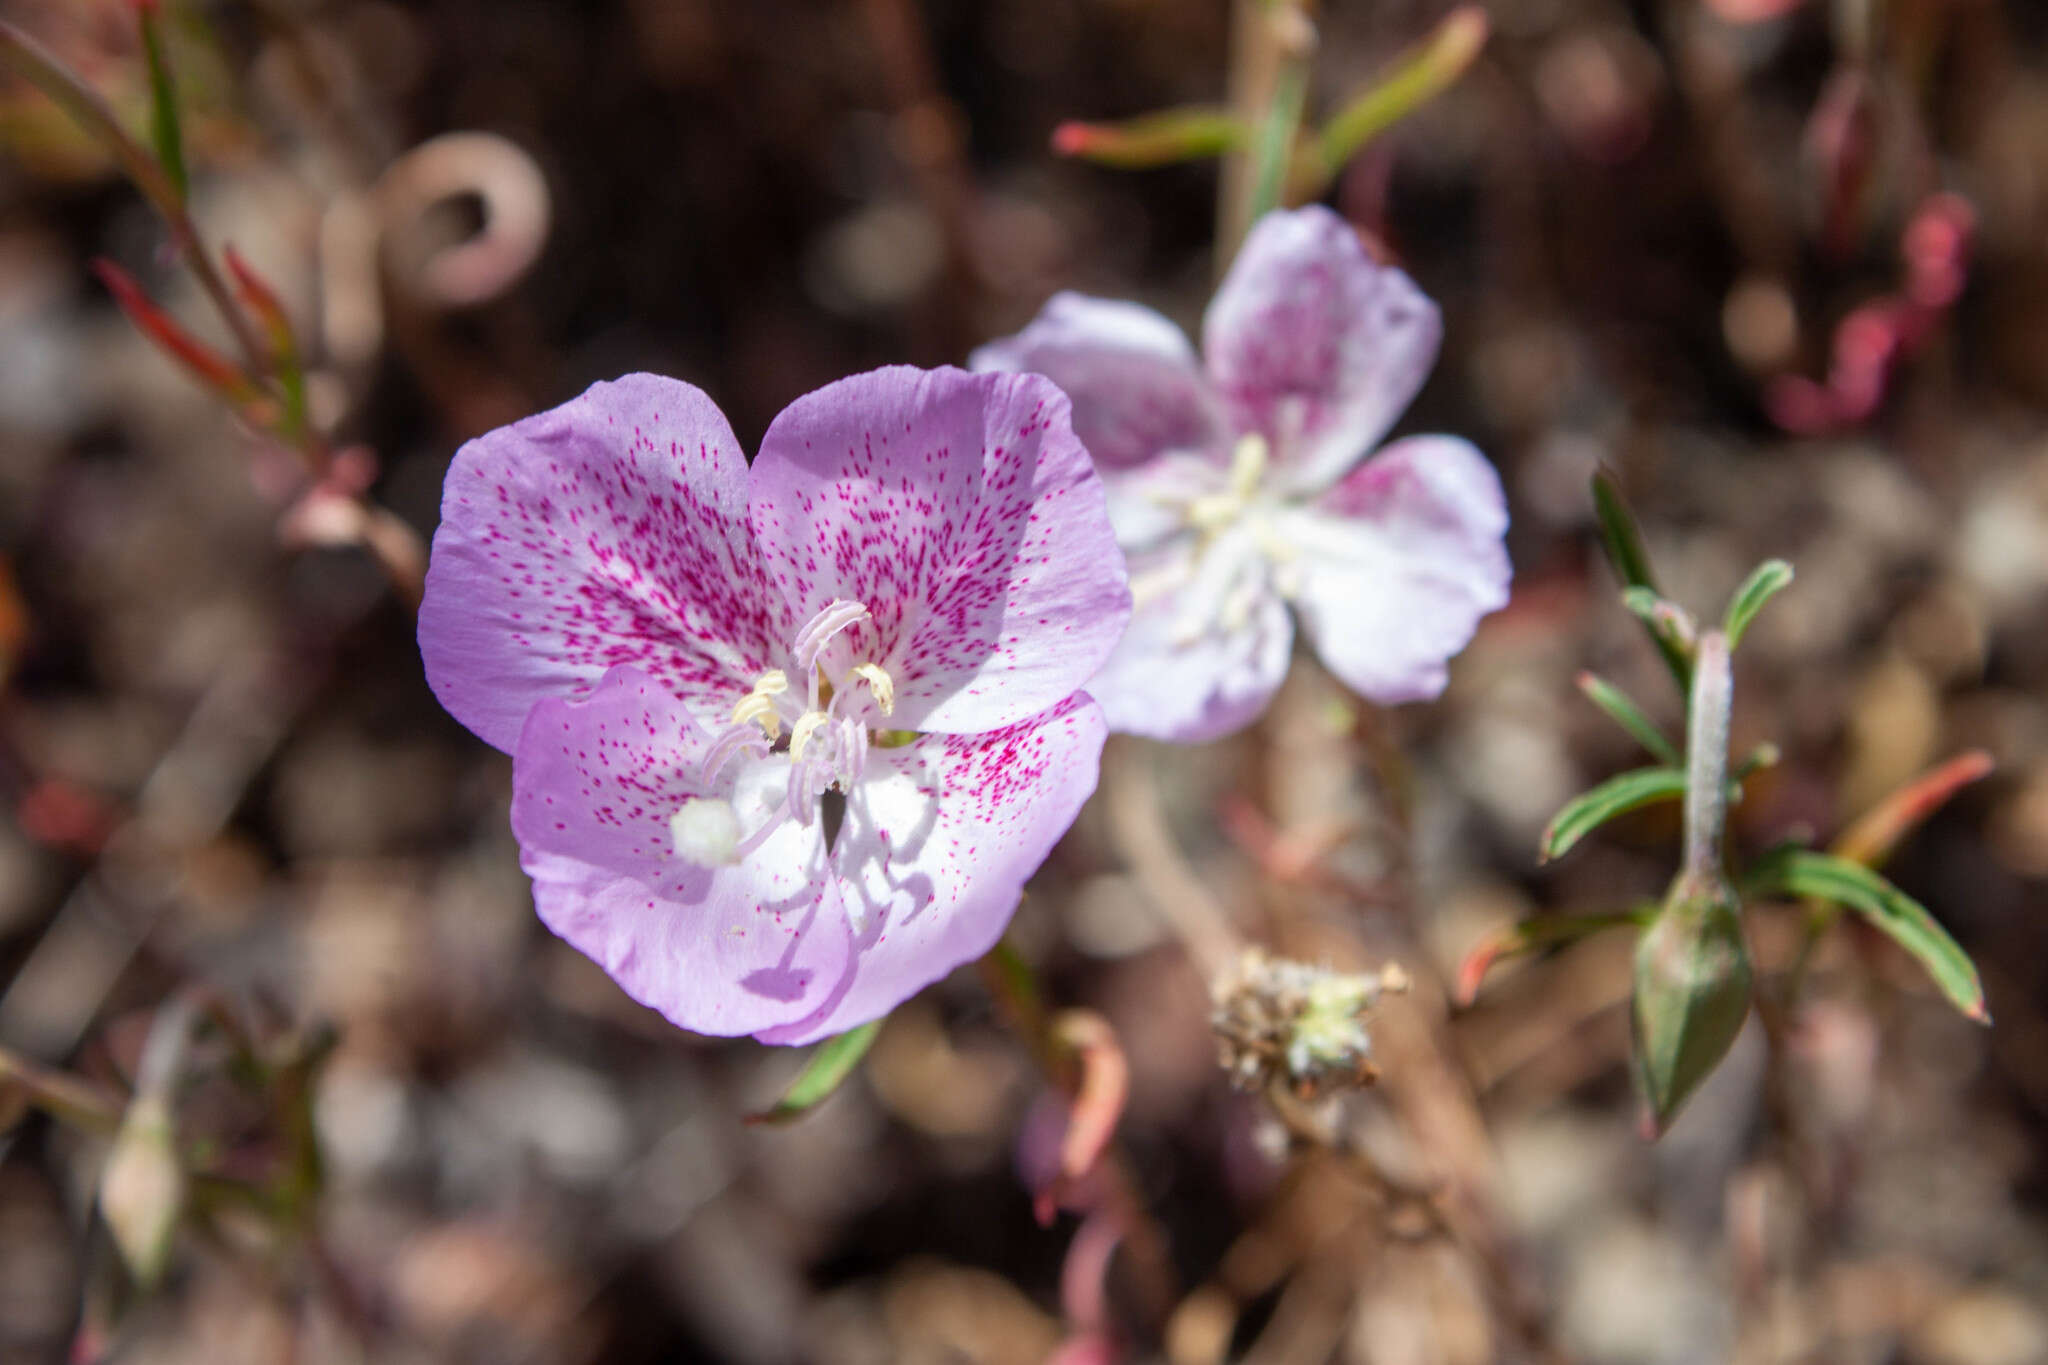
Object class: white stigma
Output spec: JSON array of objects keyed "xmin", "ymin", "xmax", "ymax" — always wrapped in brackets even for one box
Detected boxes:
[{"xmin": 670, "ymin": 797, "xmax": 742, "ymax": 866}]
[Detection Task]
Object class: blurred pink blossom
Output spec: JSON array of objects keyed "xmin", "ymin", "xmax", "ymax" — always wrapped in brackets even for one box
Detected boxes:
[{"xmin": 975, "ymin": 206, "xmax": 1510, "ymax": 741}]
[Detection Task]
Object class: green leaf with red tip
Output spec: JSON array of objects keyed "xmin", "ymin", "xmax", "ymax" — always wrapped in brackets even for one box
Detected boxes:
[
  {"xmin": 1051, "ymin": 107, "xmax": 1248, "ymax": 169},
  {"xmin": 1540, "ymin": 766, "xmax": 1687, "ymax": 863},
  {"xmin": 744, "ymin": 1020, "xmax": 881, "ymax": 1126},
  {"xmin": 1454, "ymin": 908, "xmax": 1653, "ymax": 1006},
  {"xmin": 224, "ymin": 246, "xmax": 307, "ymax": 437},
  {"xmin": 1831, "ymin": 750, "xmax": 1993, "ymax": 871},
  {"xmin": 1746, "ymin": 848, "xmax": 1987, "ymax": 1024}
]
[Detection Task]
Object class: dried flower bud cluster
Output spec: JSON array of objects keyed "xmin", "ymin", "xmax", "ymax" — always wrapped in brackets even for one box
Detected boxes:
[{"xmin": 1212, "ymin": 950, "xmax": 1410, "ymax": 1098}]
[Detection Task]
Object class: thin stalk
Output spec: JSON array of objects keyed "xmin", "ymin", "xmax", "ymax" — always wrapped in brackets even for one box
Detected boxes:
[
  {"xmin": 0, "ymin": 20, "xmax": 269, "ymax": 383},
  {"xmin": 1681, "ymin": 631, "xmax": 1733, "ymax": 882}
]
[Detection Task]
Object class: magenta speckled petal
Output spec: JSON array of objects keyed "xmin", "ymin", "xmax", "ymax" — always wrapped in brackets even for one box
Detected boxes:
[
  {"xmin": 969, "ymin": 292, "xmax": 1228, "ymax": 472},
  {"xmin": 419, "ymin": 373, "xmax": 779, "ymax": 751},
  {"xmin": 1086, "ymin": 540, "xmax": 1294, "ymax": 743},
  {"xmin": 511, "ymin": 667, "xmax": 852, "ymax": 1038},
  {"xmin": 757, "ymin": 694, "xmax": 1108, "ymax": 1046},
  {"xmin": 749, "ymin": 366, "xmax": 1131, "ymax": 735},
  {"xmin": 1203, "ymin": 207, "xmax": 1442, "ymax": 496},
  {"xmin": 1284, "ymin": 435, "xmax": 1511, "ymax": 704}
]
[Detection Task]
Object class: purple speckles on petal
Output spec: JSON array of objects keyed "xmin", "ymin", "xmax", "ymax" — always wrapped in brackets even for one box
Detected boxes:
[{"xmin": 421, "ymin": 367, "xmax": 1125, "ymax": 1043}]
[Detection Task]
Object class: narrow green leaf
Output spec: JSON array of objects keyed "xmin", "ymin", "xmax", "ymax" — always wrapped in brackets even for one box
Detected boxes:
[
  {"xmin": 1540, "ymin": 766, "xmax": 1687, "ymax": 863},
  {"xmin": 1732, "ymin": 742, "xmax": 1780, "ymax": 783},
  {"xmin": 1722, "ymin": 559, "xmax": 1793, "ymax": 651},
  {"xmin": 744, "ymin": 1020, "xmax": 882, "ymax": 1126},
  {"xmin": 1592, "ymin": 470, "xmax": 1659, "ymax": 593},
  {"xmin": 1051, "ymin": 106, "xmax": 1248, "ymax": 169},
  {"xmin": 1313, "ymin": 7, "xmax": 1488, "ymax": 186},
  {"xmin": 1620, "ymin": 585, "xmax": 1696, "ymax": 692},
  {"xmin": 137, "ymin": 3, "xmax": 188, "ymax": 204},
  {"xmin": 1576, "ymin": 671, "xmax": 1679, "ymax": 765},
  {"xmin": 1747, "ymin": 849, "xmax": 1987, "ymax": 1023}
]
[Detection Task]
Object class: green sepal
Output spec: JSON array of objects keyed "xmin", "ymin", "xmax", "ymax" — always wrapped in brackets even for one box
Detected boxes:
[{"xmin": 1631, "ymin": 874, "xmax": 1753, "ymax": 1136}]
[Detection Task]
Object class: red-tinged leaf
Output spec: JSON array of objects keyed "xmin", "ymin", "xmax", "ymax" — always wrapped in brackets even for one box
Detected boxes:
[
  {"xmin": 224, "ymin": 245, "xmax": 308, "ymax": 434},
  {"xmin": 1052, "ymin": 107, "xmax": 1248, "ymax": 168},
  {"xmin": 1831, "ymin": 750, "xmax": 1994, "ymax": 871},
  {"xmin": 93, "ymin": 258, "xmax": 257, "ymax": 403},
  {"xmin": 1454, "ymin": 910, "xmax": 1650, "ymax": 1007},
  {"xmin": 1050, "ymin": 1010, "xmax": 1127, "ymax": 1186}
]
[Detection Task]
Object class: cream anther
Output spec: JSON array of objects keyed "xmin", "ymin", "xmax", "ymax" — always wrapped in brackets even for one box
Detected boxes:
[
  {"xmin": 1186, "ymin": 433, "xmax": 1270, "ymax": 535},
  {"xmin": 731, "ymin": 669, "xmax": 790, "ymax": 738},
  {"xmin": 850, "ymin": 662, "xmax": 896, "ymax": 715},
  {"xmin": 789, "ymin": 710, "xmax": 829, "ymax": 762}
]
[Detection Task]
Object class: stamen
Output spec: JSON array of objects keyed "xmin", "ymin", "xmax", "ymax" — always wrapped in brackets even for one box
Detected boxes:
[
  {"xmin": 730, "ymin": 669, "xmax": 790, "ymax": 738},
  {"xmin": 670, "ymin": 798, "xmax": 742, "ymax": 866},
  {"xmin": 849, "ymin": 662, "xmax": 895, "ymax": 715},
  {"xmin": 792, "ymin": 600, "xmax": 871, "ymax": 675},
  {"xmin": 1185, "ymin": 434, "xmax": 1270, "ymax": 534},
  {"xmin": 789, "ymin": 710, "xmax": 829, "ymax": 761}
]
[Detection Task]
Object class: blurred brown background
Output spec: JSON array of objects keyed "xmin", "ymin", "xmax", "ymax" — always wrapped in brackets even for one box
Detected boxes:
[{"xmin": 1, "ymin": 0, "xmax": 2047, "ymax": 1362}]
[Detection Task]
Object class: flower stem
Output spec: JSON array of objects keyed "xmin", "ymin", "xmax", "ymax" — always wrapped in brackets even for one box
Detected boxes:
[{"xmin": 1681, "ymin": 630, "xmax": 1733, "ymax": 883}]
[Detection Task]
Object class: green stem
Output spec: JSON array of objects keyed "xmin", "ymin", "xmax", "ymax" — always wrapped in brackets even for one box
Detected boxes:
[{"xmin": 1681, "ymin": 631, "xmax": 1732, "ymax": 882}]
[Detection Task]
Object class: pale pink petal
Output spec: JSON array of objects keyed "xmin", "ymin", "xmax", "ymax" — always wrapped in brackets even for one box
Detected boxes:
[
  {"xmin": 510, "ymin": 667, "xmax": 852, "ymax": 1038},
  {"xmin": 969, "ymin": 292, "xmax": 1228, "ymax": 471},
  {"xmin": 1088, "ymin": 537, "xmax": 1294, "ymax": 743},
  {"xmin": 420, "ymin": 374, "xmax": 779, "ymax": 752},
  {"xmin": 1202, "ymin": 207, "xmax": 1442, "ymax": 496},
  {"xmin": 758, "ymin": 695, "xmax": 1107, "ymax": 1045},
  {"xmin": 1282, "ymin": 435, "xmax": 1510, "ymax": 704},
  {"xmin": 749, "ymin": 366, "xmax": 1130, "ymax": 735}
]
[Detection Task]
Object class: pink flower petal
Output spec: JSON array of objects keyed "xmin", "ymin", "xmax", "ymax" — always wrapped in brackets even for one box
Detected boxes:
[
  {"xmin": 1087, "ymin": 539, "xmax": 1293, "ymax": 743},
  {"xmin": 757, "ymin": 695, "xmax": 1108, "ymax": 1045},
  {"xmin": 969, "ymin": 292, "xmax": 1228, "ymax": 471},
  {"xmin": 510, "ymin": 666, "xmax": 852, "ymax": 1038},
  {"xmin": 1282, "ymin": 435, "xmax": 1510, "ymax": 703},
  {"xmin": 1203, "ymin": 207, "xmax": 1442, "ymax": 495},
  {"xmin": 749, "ymin": 366, "xmax": 1131, "ymax": 735},
  {"xmin": 419, "ymin": 373, "xmax": 780, "ymax": 751}
]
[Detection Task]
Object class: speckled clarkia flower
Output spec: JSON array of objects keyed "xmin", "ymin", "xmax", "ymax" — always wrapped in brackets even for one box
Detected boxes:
[
  {"xmin": 973, "ymin": 205, "xmax": 1511, "ymax": 743},
  {"xmin": 418, "ymin": 367, "xmax": 1130, "ymax": 1043}
]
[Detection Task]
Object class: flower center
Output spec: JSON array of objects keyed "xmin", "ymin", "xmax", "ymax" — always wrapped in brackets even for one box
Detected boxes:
[
  {"xmin": 1184, "ymin": 433, "xmax": 1270, "ymax": 539},
  {"xmin": 669, "ymin": 599, "xmax": 899, "ymax": 866},
  {"xmin": 1139, "ymin": 433, "xmax": 1302, "ymax": 645}
]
